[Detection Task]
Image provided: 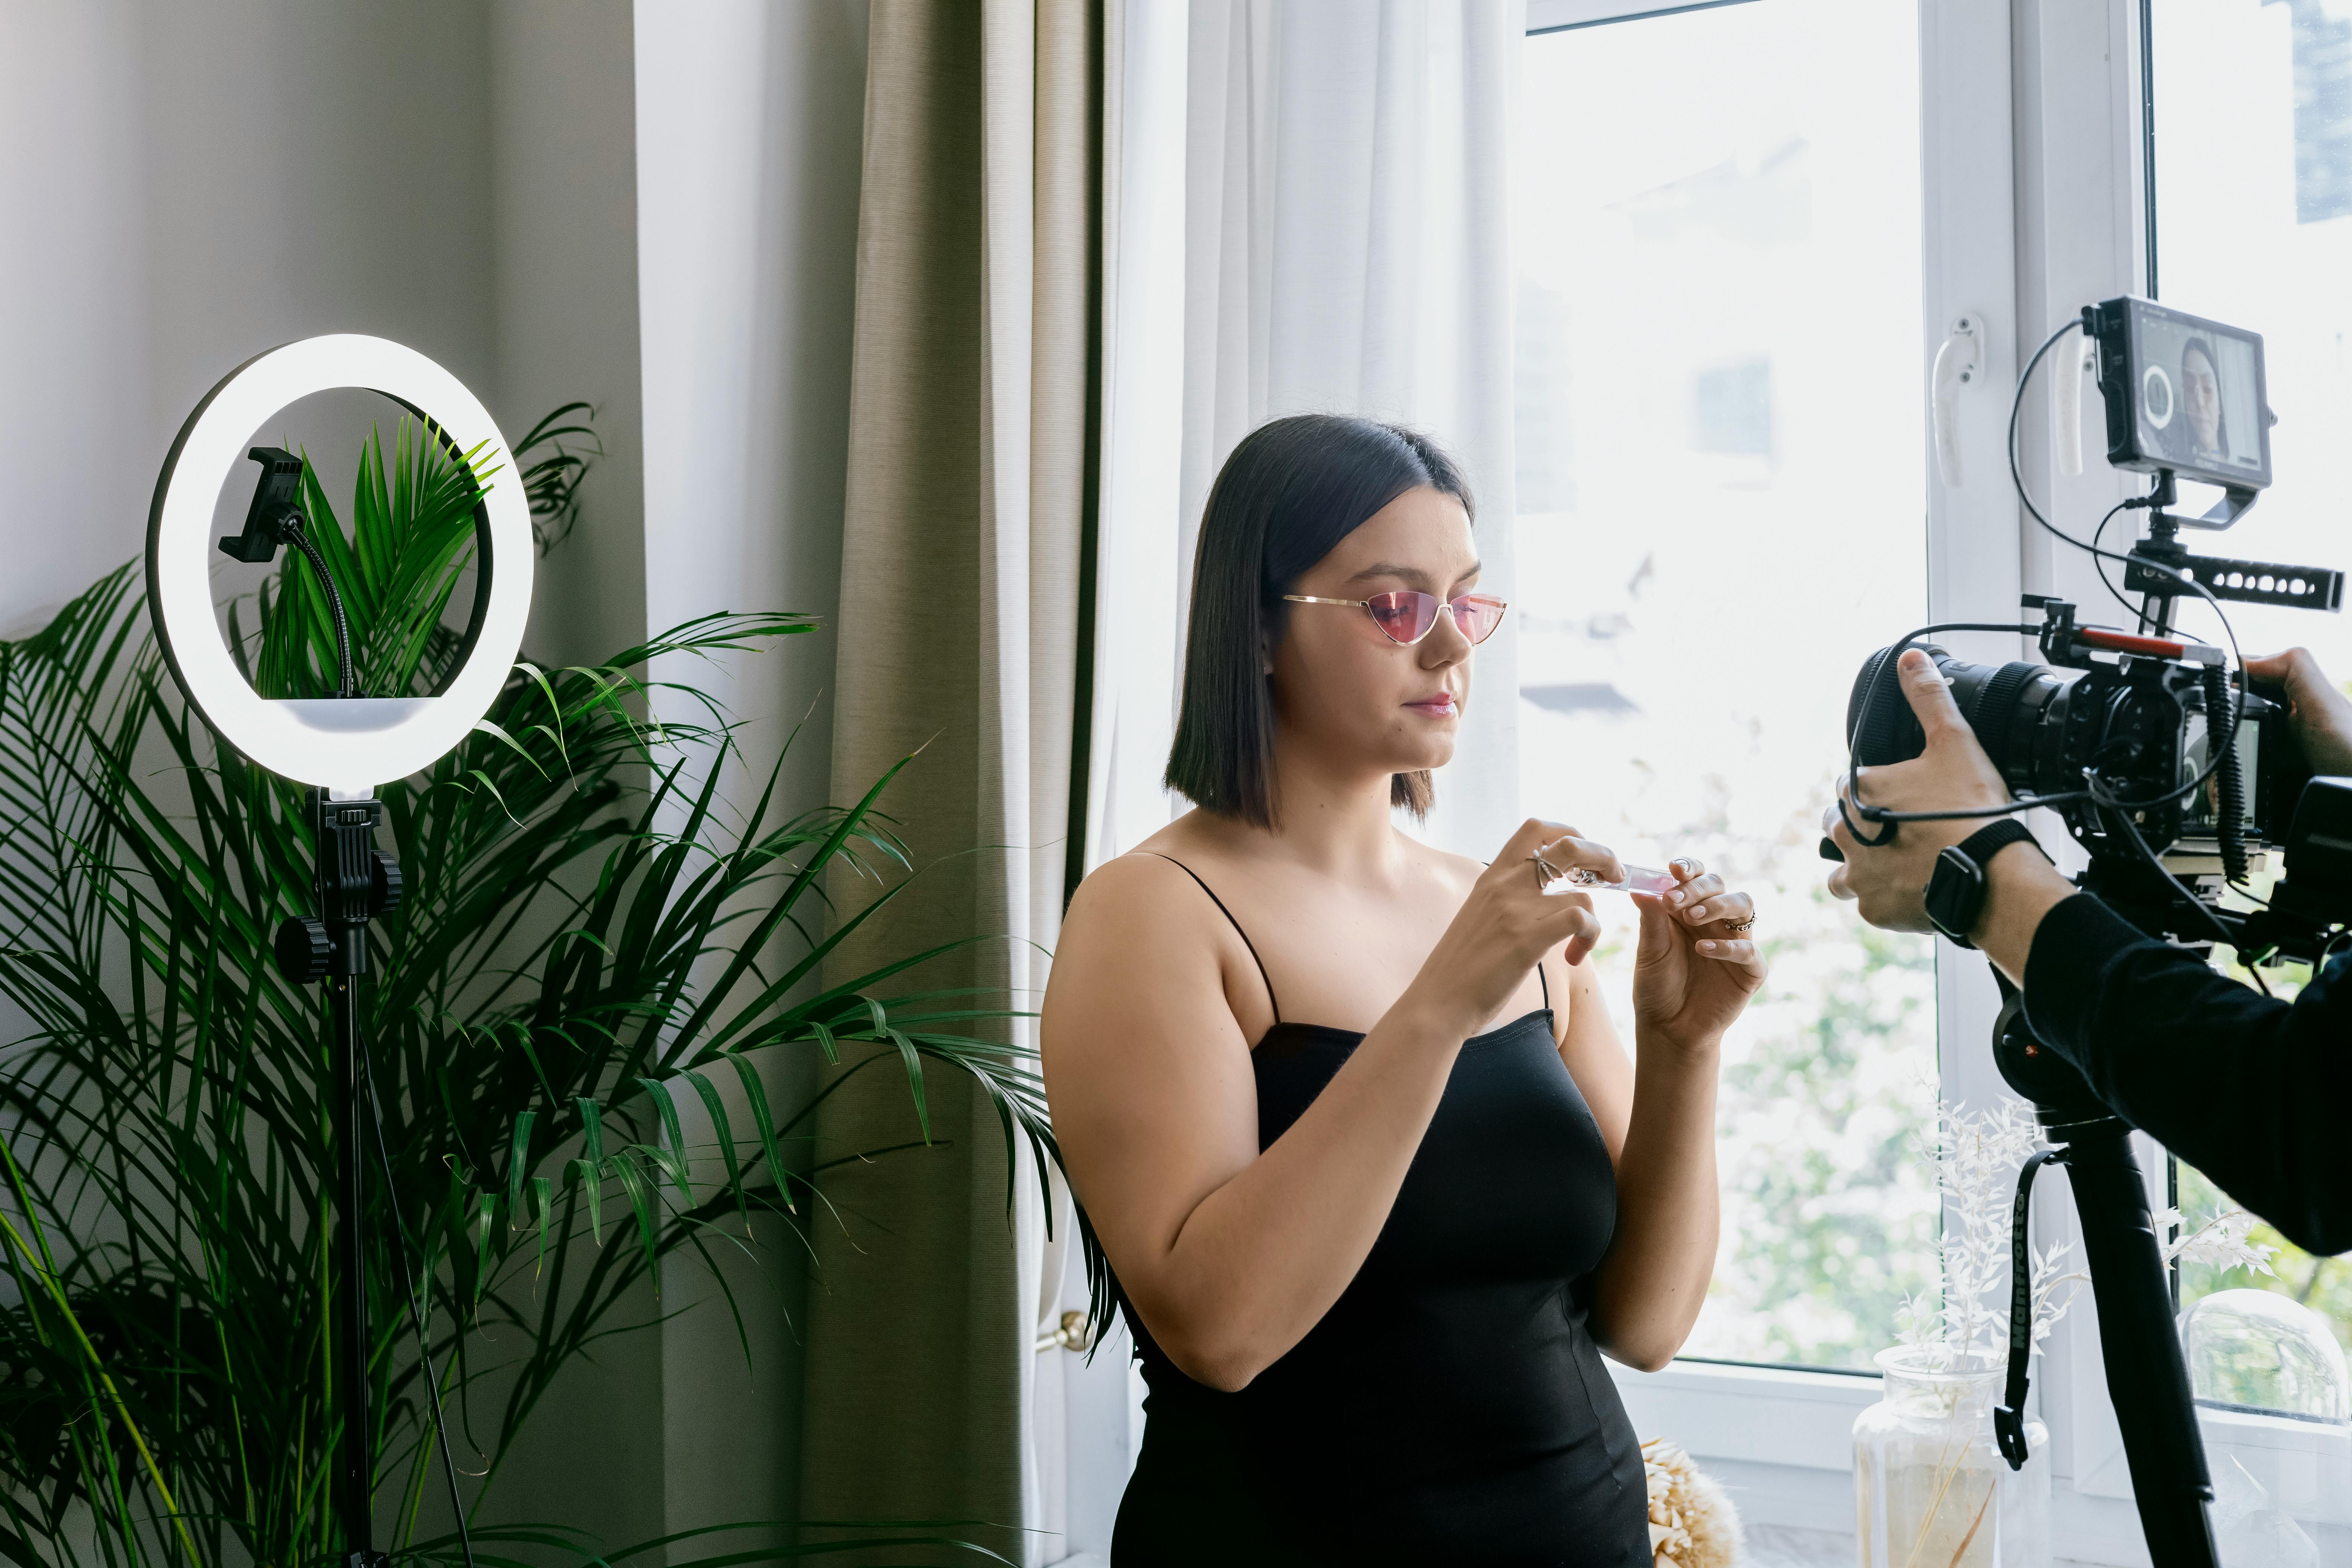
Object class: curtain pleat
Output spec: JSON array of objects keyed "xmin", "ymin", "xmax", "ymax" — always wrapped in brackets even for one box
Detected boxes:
[{"xmin": 799, "ymin": 0, "xmax": 1099, "ymax": 1557}]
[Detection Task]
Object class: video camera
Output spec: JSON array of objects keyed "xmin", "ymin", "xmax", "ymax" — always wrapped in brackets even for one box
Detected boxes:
[
  {"xmin": 1836, "ymin": 299, "xmax": 2352, "ymax": 1564},
  {"xmin": 1844, "ymin": 297, "xmax": 2352, "ymax": 965}
]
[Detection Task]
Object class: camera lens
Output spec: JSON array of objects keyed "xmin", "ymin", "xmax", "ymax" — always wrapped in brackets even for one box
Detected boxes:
[{"xmin": 1847, "ymin": 644, "xmax": 2076, "ymax": 795}]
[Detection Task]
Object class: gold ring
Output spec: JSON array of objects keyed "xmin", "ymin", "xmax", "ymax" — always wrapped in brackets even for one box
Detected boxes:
[{"xmin": 1724, "ymin": 919, "xmax": 1754, "ymax": 936}]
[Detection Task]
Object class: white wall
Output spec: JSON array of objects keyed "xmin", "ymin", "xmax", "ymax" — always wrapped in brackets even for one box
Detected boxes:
[
  {"xmin": 1, "ymin": 0, "xmax": 150, "ymax": 632},
  {"xmin": 0, "ymin": 0, "xmax": 499, "ymax": 635}
]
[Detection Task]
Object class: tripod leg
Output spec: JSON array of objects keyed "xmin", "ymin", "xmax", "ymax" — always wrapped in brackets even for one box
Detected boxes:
[
  {"xmin": 2066, "ymin": 1127, "xmax": 2220, "ymax": 1567},
  {"xmin": 332, "ymin": 971, "xmax": 375, "ymax": 1562},
  {"xmin": 310, "ymin": 788, "xmax": 392, "ymax": 1568}
]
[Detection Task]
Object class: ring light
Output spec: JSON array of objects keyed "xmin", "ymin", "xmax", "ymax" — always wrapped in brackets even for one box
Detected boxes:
[
  {"xmin": 146, "ymin": 335, "xmax": 532, "ymax": 793},
  {"xmin": 2142, "ymin": 364, "xmax": 2176, "ymax": 430}
]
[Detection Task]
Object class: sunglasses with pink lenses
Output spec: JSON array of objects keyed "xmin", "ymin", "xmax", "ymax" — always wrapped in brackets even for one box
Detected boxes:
[{"xmin": 1281, "ymin": 591, "xmax": 1510, "ymax": 646}]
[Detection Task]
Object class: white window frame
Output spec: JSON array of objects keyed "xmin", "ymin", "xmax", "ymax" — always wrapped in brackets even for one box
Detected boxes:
[
  {"xmin": 1570, "ymin": 1, "xmax": 2350, "ymax": 1556},
  {"xmin": 1530, "ymin": 0, "xmax": 2032, "ymax": 1535},
  {"xmin": 2018, "ymin": 0, "xmax": 2352, "ymax": 1545}
]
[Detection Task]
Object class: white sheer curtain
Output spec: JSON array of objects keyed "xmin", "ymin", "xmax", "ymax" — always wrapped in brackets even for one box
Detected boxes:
[
  {"xmin": 1081, "ymin": 0, "xmax": 1528, "ymax": 879},
  {"xmin": 1179, "ymin": 0, "xmax": 1527, "ymax": 859},
  {"xmin": 1044, "ymin": 4, "xmax": 1530, "ymax": 1559}
]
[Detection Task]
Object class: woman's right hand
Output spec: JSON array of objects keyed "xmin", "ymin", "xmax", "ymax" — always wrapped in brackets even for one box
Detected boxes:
[{"xmin": 1401, "ymin": 818, "xmax": 1624, "ymax": 1038}]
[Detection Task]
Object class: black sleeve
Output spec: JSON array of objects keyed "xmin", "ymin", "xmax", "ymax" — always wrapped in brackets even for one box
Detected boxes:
[{"xmin": 2021, "ymin": 893, "xmax": 2352, "ymax": 1257}]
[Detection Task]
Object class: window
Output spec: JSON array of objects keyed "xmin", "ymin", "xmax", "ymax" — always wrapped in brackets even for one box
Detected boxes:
[
  {"xmin": 1516, "ymin": 0, "xmax": 1936, "ymax": 1372},
  {"xmin": 2148, "ymin": 0, "xmax": 2352, "ymax": 1427},
  {"xmin": 1516, "ymin": 0, "xmax": 2349, "ymax": 1549}
]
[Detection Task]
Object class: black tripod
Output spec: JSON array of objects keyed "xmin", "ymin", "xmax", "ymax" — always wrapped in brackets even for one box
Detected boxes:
[
  {"xmin": 274, "ymin": 789, "xmax": 404, "ymax": 1568},
  {"xmin": 1989, "ymin": 983, "xmax": 2220, "ymax": 1565},
  {"xmin": 1980, "ymin": 485, "xmax": 2250, "ymax": 1564},
  {"xmin": 1975, "ymin": 468, "xmax": 2352, "ymax": 1561}
]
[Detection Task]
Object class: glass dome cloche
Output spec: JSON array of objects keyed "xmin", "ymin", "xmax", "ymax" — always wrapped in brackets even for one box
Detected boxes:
[{"xmin": 2178, "ymin": 1289, "xmax": 2350, "ymax": 1420}]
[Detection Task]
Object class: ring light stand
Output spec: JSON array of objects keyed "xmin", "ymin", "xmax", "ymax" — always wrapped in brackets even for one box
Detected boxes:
[{"xmin": 146, "ymin": 336, "xmax": 533, "ymax": 1568}]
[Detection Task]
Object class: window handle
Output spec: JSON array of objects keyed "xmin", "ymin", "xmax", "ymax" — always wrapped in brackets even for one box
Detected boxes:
[{"xmin": 1931, "ymin": 314, "xmax": 1981, "ymax": 487}]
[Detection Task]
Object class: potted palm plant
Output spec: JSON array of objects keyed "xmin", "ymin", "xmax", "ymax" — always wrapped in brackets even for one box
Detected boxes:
[{"xmin": 0, "ymin": 409, "xmax": 1081, "ymax": 1568}]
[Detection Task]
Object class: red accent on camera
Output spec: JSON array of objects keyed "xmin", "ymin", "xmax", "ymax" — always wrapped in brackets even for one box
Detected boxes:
[{"xmin": 2077, "ymin": 628, "xmax": 2187, "ymax": 658}]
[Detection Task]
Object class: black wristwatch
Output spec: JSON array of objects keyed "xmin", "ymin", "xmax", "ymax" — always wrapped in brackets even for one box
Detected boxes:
[{"xmin": 1924, "ymin": 821, "xmax": 2047, "ymax": 949}]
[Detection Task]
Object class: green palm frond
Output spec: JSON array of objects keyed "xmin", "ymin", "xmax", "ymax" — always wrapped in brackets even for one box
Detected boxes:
[{"xmin": 512, "ymin": 401, "xmax": 601, "ymax": 557}]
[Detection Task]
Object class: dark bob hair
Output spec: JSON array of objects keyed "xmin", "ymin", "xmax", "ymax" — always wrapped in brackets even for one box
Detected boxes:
[{"xmin": 1164, "ymin": 413, "xmax": 1475, "ymax": 827}]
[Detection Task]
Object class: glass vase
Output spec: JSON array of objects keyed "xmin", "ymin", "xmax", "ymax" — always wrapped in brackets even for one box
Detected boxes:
[{"xmin": 1854, "ymin": 1346, "xmax": 2050, "ymax": 1567}]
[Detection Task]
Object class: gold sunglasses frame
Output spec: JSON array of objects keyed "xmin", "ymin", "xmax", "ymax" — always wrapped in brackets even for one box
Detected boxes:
[{"xmin": 1280, "ymin": 591, "xmax": 1510, "ymax": 647}]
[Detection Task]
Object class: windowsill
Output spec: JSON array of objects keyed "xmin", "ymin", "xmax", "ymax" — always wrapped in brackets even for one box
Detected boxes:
[
  {"xmin": 2195, "ymin": 1402, "xmax": 2352, "ymax": 1526},
  {"xmin": 1616, "ymin": 1358, "xmax": 2352, "ymax": 1540},
  {"xmin": 1607, "ymin": 1356, "xmax": 1883, "ymax": 1473}
]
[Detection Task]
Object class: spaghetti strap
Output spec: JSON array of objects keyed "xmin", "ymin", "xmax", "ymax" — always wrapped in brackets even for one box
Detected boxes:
[
  {"xmin": 1539, "ymin": 963, "xmax": 1551, "ymax": 1011},
  {"xmin": 1141, "ymin": 852, "xmax": 1282, "ymax": 1024}
]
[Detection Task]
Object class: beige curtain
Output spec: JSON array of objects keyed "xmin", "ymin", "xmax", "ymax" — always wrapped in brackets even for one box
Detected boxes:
[{"xmin": 798, "ymin": 0, "xmax": 1100, "ymax": 1557}]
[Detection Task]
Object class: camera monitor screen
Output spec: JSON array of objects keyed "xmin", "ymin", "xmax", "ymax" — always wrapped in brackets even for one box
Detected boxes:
[{"xmin": 2092, "ymin": 297, "xmax": 2271, "ymax": 493}]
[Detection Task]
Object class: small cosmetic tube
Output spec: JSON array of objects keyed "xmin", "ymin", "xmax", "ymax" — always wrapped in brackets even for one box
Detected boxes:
[{"xmin": 1548, "ymin": 863, "xmax": 1680, "ymax": 895}]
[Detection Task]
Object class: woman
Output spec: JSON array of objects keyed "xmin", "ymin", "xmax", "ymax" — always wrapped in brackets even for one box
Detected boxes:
[
  {"xmin": 2179, "ymin": 335, "xmax": 2228, "ymax": 465},
  {"xmin": 1041, "ymin": 415, "xmax": 1764, "ymax": 1564}
]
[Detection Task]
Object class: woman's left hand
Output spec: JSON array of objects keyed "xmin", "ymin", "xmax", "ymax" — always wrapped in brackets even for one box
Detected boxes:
[{"xmin": 1629, "ymin": 859, "xmax": 1767, "ymax": 1055}]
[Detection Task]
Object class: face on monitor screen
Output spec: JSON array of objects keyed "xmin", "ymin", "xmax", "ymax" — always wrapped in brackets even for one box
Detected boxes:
[{"xmin": 2129, "ymin": 303, "xmax": 2269, "ymax": 489}]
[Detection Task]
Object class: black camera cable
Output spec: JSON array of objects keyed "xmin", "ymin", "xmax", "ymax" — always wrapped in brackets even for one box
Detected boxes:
[
  {"xmin": 1842, "ymin": 600, "xmax": 2248, "ymax": 834},
  {"xmin": 2007, "ymin": 319, "xmax": 2126, "ymax": 583},
  {"xmin": 2076, "ymin": 603, "xmax": 2267, "ymax": 980},
  {"xmin": 2089, "ymin": 498, "xmax": 2146, "ymax": 622},
  {"xmin": 2008, "ymin": 320, "xmax": 2224, "ymax": 633},
  {"xmin": 2004, "ymin": 317, "xmax": 2253, "ymax": 803},
  {"xmin": 1837, "ymin": 621, "xmax": 2098, "ymax": 849},
  {"xmin": 2002, "ymin": 316, "xmax": 2269, "ymax": 968},
  {"xmin": 2098, "ymin": 792, "xmax": 2265, "ymax": 986},
  {"xmin": 2005, "ymin": 317, "xmax": 2251, "ymax": 793}
]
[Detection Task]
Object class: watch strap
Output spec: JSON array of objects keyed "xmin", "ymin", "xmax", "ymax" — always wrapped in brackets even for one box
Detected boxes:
[
  {"xmin": 1954, "ymin": 819, "xmax": 2043, "ymax": 870},
  {"xmin": 1927, "ymin": 820, "xmax": 2044, "ymax": 948}
]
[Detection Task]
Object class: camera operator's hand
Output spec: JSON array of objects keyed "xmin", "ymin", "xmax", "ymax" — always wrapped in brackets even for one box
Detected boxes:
[
  {"xmin": 2245, "ymin": 648, "xmax": 2352, "ymax": 777},
  {"xmin": 1820, "ymin": 649, "xmax": 2008, "ymax": 931},
  {"xmin": 1823, "ymin": 648, "xmax": 2078, "ymax": 979}
]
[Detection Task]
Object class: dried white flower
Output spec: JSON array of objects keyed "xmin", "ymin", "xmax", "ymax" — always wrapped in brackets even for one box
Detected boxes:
[
  {"xmin": 1905, "ymin": 1098, "xmax": 2085, "ymax": 1363},
  {"xmin": 2159, "ymin": 1206, "xmax": 2278, "ymax": 1277}
]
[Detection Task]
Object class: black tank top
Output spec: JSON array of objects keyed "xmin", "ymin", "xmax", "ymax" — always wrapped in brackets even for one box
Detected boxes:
[{"xmin": 1109, "ymin": 858, "xmax": 1650, "ymax": 1566}]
